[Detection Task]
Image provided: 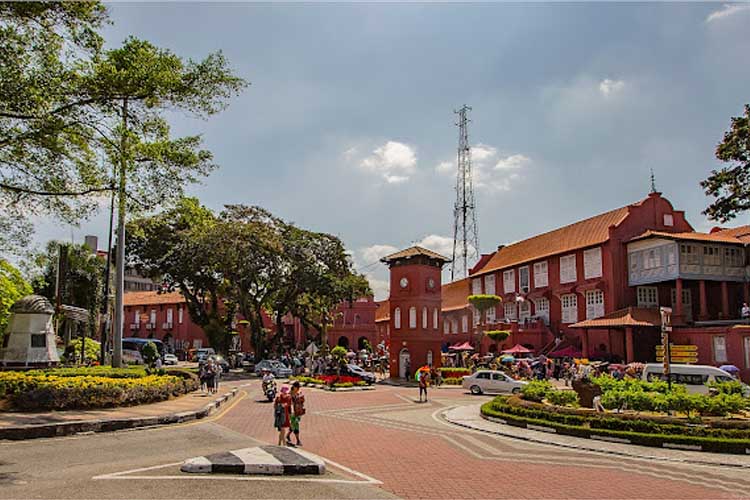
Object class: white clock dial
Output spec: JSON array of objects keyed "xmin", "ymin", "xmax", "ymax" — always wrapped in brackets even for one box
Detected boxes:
[{"xmin": 400, "ymin": 277, "xmax": 409, "ymax": 288}]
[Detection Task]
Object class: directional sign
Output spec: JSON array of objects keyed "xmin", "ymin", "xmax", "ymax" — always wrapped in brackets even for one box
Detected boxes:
[
  {"xmin": 656, "ymin": 344, "xmax": 697, "ymax": 353},
  {"xmin": 656, "ymin": 355, "xmax": 698, "ymax": 364}
]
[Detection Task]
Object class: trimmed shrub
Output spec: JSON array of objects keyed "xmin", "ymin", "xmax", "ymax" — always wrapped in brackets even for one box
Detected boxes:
[
  {"xmin": 520, "ymin": 380, "xmax": 552, "ymax": 402},
  {"xmin": 442, "ymin": 377, "xmax": 463, "ymax": 385},
  {"xmin": 439, "ymin": 367, "xmax": 471, "ymax": 378},
  {"xmin": 546, "ymin": 389, "xmax": 579, "ymax": 408}
]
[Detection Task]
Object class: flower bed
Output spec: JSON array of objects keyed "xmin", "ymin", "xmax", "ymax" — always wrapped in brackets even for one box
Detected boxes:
[
  {"xmin": 290, "ymin": 375, "xmax": 370, "ymax": 391},
  {"xmin": 439, "ymin": 367, "xmax": 471, "ymax": 378},
  {"xmin": 0, "ymin": 369, "xmax": 198, "ymax": 411}
]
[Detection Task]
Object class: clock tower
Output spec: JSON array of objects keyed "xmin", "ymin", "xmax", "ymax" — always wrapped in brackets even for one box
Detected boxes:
[{"xmin": 380, "ymin": 246, "xmax": 450, "ymax": 379}]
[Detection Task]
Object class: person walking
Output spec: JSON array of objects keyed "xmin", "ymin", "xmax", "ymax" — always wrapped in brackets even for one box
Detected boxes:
[
  {"xmin": 418, "ymin": 369, "xmax": 430, "ymax": 403},
  {"xmin": 274, "ymin": 385, "xmax": 292, "ymax": 446},
  {"xmin": 287, "ymin": 381, "xmax": 306, "ymax": 446}
]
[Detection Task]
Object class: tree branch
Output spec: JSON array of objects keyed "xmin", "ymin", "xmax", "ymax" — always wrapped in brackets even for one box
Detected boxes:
[{"xmin": 0, "ymin": 182, "xmax": 113, "ymax": 197}]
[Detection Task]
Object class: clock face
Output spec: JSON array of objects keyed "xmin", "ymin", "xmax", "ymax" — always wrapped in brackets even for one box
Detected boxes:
[
  {"xmin": 400, "ymin": 277, "xmax": 409, "ymax": 289},
  {"xmin": 427, "ymin": 278, "xmax": 435, "ymax": 289}
]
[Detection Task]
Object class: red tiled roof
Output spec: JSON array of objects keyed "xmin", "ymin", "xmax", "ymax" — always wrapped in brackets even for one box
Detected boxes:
[
  {"xmin": 711, "ymin": 225, "xmax": 750, "ymax": 243},
  {"xmin": 375, "ymin": 300, "xmax": 390, "ymax": 322},
  {"xmin": 123, "ymin": 291, "xmax": 186, "ymax": 307},
  {"xmin": 570, "ymin": 307, "xmax": 661, "ymax": 329},
  {"xmin": 474, "ymin": 205, "xmax": 632, "ymax": 276},
  {"xmin": 441, "ymin": 278, "xmax": 471, "ymax": 312},
  {"xmin": 629, "ymin": 230, "xmax": 744, "ymax": 245},
  {"xmin": 380, "ymin": 246, "xmax": 451, "ymax": 263}
]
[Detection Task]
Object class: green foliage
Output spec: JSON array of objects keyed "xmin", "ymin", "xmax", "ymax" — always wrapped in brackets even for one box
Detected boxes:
[
  {"xmin": 520, "ymin": 380, "xmax": 578, "ymax": 407},
  {"xmin": 290, "ymin": 376, "xmax": 325, "ymax": 385},
  {"xmin": 709, "ymin": 380, "xmax": 746, "ymax": 396},
  {"xmin": 27, "ymin": 366, "xmax": 146, "ymax": 378},
  {"xmin": 65, "ymin": 338, "xmax": 101, "ymax": 362},
  {"xmin": 467, "ymin": 294, "xmax": 502, "ymax": 313},
  {"xmin": 546, "ymin": 389, "xmax": 580, "ymax": 407},
  {"xmin": 0, "ymin": 259, "xmax": 32, "ymax": 337},
  {"xmin": 486, "ymin": 330, "xmax": 511, "ymax": 342},
  {"xmin": 442, "ymin": 377, "xmax": 464, "ymax": 385},
  {"xmin": 701, "ymin": 104, "xmax": 750, "ymax": 222},
  {"xmin": 333, "ymin": 382, "xmax": 354, "ymax": 388},
  {"xmin": 331, "ymin": 345, "xmax": 347, "ymax": 360},
  {"xmin": 141, "ymin": 341, "xmax": 159, "ymax": 366}
]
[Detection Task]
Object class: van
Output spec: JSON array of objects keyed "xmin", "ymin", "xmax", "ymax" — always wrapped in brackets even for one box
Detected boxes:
[{"xmin": 641, "ymin": 363, "xmax": 747, "ymax": 395}]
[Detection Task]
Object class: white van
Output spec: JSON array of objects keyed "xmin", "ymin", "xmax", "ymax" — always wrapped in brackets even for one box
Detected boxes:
[{"xmin": 641, "ymin": 363, "xmax": 747, "ymax": 395}]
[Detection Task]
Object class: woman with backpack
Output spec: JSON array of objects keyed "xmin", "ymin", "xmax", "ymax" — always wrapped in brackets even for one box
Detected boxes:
[{"xmin": 273, "ymin": 385, "xmax": 292, "ymax": 446}]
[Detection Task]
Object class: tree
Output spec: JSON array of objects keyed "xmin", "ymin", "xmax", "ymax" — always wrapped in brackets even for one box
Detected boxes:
[
  {"xmin": 486, "ymin": 330, "xmax": 511, "ymax": 351},
  {"xmin": 0, "ymin": 259, "xmax": 33, "ymax": 339},
  {"xmin": 701, "ymin": 104, "xmax": 750, "ymax": 222},
  {"xmin": 142, "ymin": 341, "xmax": 159, "ymax": 367},
  {"xmin": 330, "ymin": 345, "xmax": 347, "ymax": 375},
  {"xmin": 468, "ymin": 294, "xmax": 502, "ymax": 348}
]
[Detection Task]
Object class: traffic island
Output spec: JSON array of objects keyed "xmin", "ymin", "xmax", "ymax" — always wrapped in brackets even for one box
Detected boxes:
[{"xmin": 180, "ymin": 445, "xmax": 326, "ymax": 475}]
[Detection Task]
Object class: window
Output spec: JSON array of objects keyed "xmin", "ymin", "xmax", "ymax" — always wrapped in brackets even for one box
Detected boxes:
[
  {"xmin": 134, "ymin": 309, "xmax": 140, "ymax": 324},
  {"xmin": 703, "ymin": 246, "xmax": 721, "ymax": 266},
  {"xmin": 519, "ymin": 300, "xmax": 531, "ymax": 322},
  {"xmin": 504, "ymin": 302, "xmax": 517, "ymax": 321},
  {"xmin": 486, "ymin": 306, "xmax": 496, "ymax": 323},
  {"xmin": 503, "ymin": 269, "xmax": 515, "ymax": 293},
  {"xmin": 535, "ymin": 297, "xmax": 550, "ymax": 324},
  {"xmin": 473, "ymin": 308, "xmax": 480, "ymax": 326},
  {"xmin": 30, "ymin": 334, "xmax": 46, "ymax": 348},
  {"xmin": 745, "ymin": 337, "xmax": 750, "ymax": 369},
  {"xmin": 533, "ymin": 261, "xmax": 548, "ymax": 288},
  {"xmin": 644, "ymin": 249, "xmax": 662, "ymax": 270},
  {"xmin": 149, "ymin": 309, "xmax": 156, "ymax": 325},
  {"xmin": 444, "ymin": 320, "xmax": 450, "ymax": 334},
  {"xmin": 476, "ymin": 372, "xmax": 491, "ymax": 380},
  {"xmin": 583, "ymin": 247, "xmax": 602, "ymax": 279},
  {"xmin": 422, "ymin": 307, "xmax": 428, "ymax": 329},
  {"xmin": 433, "ymin": 308, "xmax": 439, "ymax": 330},
  {"xmin": 666, "ymin": 246, "xmax": 676, "ymax": 266},
  {"xmin": 713, "ymin": 336, "xmax": 728, "ymax": 364},
  {"xmin": 166, "ymin": 309, "xmax": 173, "ymax": 325},
  {"xmin": 485, "ymin": 275, "xmax": 496, "ymax": 295},
  {"xmin": 471, "ymin": 278, "xmax": 482, "ymax": 295},
  {"xmin": 519, "ymin": 266, "xmax": 530, "ymax": 292},
  {"xmin": 680, "ymin": 244, "xmax": 699, "ymax": 265},
  {"xmin": 452, "ymin": 319, "xmax": 458, "ymax": 334},
  {"xmin": 725, "ymin": 247, "xmax": 744, "ymax": 267},
  {"xmin": 409, "ymin": 307, "xmax": 417, "ymax": 329},
  {"xmin": 461, "ymin": 315, "xmax": 468, "ymax": 332},
  {"xmin": 585, "ymin": 290, "xmax": 604, "ymax": 319},
  {"xmin": 637, "ymin": 286, "xmax": 659, "ymax": 307},
  {"xmin": 663, "ymin": 214, "xmax": 674, "ymax": 226},
  {"xmin": 178, "ymin": 307, "xmax": 184, "ymax": 324},
  {"xmin": 394, "ymin": 307, "xmax": 401, "ymax": 329},
  {"xmin": 561, "ymin": 294, "xmax": 578, "ymax": 324},
  {"xmin": 629, "ymin": 254, "xmax": 638, "ymax": 273},
  {"xmin": 560, "ymin": 254, "xmax": 577, "ymax": 284}
]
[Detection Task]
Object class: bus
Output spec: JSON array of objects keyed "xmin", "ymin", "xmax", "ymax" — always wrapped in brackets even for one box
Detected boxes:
[{"xmin": 122, "ymin": 338, "xmax": 165, "ymax": 358}]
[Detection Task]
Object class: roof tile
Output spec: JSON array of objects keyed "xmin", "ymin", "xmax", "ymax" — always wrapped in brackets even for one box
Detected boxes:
[{"xmin": 123, "ymin": 291, "xmax": 186, "ymax": 307}]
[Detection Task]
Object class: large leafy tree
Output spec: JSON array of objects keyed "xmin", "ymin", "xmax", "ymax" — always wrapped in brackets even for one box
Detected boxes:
[
  {"xmin": 701, "ymin": 104, "xmax": 750, "ymax": 222},
  {"xmin": 0, "ymin": 259, "xmax": 33, "ymax": 339}
]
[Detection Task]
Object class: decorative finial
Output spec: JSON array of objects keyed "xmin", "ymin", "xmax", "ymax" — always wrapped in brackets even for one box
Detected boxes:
[{"xmin": 650, "ymin": 168, "xmax": 657, "ymax": 193}]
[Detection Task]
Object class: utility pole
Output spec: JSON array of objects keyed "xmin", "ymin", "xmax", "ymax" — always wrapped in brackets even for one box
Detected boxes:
[
  {"xmin": 451, "ymin": 105, "xmax": 479, "ymax": 281},
  {"xmin": 99, "ymin": 173, "xmax": 116, "ymax": 365},
  {"xmin": 113, "ymin": 98, "xmax": 128, "ymax": 368}
]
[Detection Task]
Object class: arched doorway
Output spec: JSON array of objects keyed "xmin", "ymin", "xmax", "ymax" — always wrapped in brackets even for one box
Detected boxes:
[
  {"xmin": 337, "ymin": 336, "xmax": 349, "ymax": 349},
  {"xmin": 357, "ymin": 336, "xmax": 369, "ymax": 351},
  {"xmin": 399, "ymin": 348, "xmax": 411, "ymax": 379}
]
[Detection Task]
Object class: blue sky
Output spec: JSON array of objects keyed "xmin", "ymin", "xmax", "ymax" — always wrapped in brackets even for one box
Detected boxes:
[{"xmin": 32, "ymin": 2, "xmax": 750, "ymax": 299}]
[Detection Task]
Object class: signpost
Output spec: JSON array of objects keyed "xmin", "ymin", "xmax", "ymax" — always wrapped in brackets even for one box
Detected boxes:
[
  {"xmin": 659, "ymin": 307, "xmax": 672, "ymax": 390},
  {"xmin": 656, "ymin": 344, "xmax": 698, "ymax": 364}
]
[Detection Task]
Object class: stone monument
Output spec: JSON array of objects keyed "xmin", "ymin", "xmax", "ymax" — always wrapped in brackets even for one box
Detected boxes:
[{"xmin": 0, "ymin": 295, "xmax": 60, "ymax": 368}]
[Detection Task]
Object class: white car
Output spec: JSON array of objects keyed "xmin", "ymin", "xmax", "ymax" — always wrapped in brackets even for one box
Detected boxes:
[
  {"xmin": 462, "ymin": 370, "xmax": 527, "ymax": 395},
  {"xmin": 163, "ymin": 353, "xmax": 179, "ymax": 366},
  {"xmin": 642, "ymin": 363, "xmax": 750, "ymax": 395}
]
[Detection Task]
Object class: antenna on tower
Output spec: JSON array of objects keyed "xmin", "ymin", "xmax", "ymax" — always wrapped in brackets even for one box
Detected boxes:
[
  {"xmin": 451, "ymin": 105, "xmax": 479, "ymax": 281},
  {"xmin": 650, "ymin": 168, "xmax": 657, "ymax": 193}
]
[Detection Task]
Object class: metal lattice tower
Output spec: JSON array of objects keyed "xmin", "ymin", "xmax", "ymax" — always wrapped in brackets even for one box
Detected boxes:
[{"xmin": 451, "ymin": 105, "xmax": 480, "ymax": 280}]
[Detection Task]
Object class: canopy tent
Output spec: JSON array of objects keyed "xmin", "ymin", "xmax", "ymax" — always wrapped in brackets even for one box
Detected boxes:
[
  {"xmin": 449, "ymin": 342, "xmax": 474, "ymax": 351},
  {"xmin": 305, "ymin": 343, "xmax": 319, "ymax": 355},
  {"xmin": 501, "ymin": 344, "xmax": 532, "ymax": 355},
  {"xmin": 548, "ymin": 346, "xmax": 582, "ymax": 358}
]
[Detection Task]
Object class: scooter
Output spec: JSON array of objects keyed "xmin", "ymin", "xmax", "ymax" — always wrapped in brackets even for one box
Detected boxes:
[{"xmin": 262, "ymin": 379, "xmax": 277, "ymax": 402}]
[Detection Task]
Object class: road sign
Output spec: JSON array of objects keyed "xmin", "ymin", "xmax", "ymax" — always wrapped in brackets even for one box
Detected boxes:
[
  {"xmin": 656, "ymin": 355, "xmax": 698, "ymax": 364},
  {"xmin": 656, "ymin": 344, "xmax": 697, "ymax": 353}
]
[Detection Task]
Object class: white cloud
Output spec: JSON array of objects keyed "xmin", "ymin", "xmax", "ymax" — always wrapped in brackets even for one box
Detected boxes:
[
  {"xmin": 435, "ymin": 161, "xmax": 453, "ymax": 174},
  {"xmin": 342, "ymin": 147, "xmax": 358, "ymax": 160},
  {"xmin": 359, "ymin": 244, "xmax": 398, "ymax": 265},
  {"xmin": 706, "ymin": 3, "xmax": 750, "ymax": 23},
  {"xmin": 470, "ymin": 144, "xmax": 497, "ymax": 162},
  {"xmin": 364, "ymin": 273, "xmax": 390, "ymax": 301},
  {"xmin": 599, "ymin": 78, "xmax": 625, "ymax": 97},
  {"xmin": 494, "ymin": 154, "xmax": 531, "ymax": 171},
  {"xmin": 359, "ymin": 141, "xmax": 417, "ymax": 183},
  {"xmin": 435, "ymin": 144, "xmax": 531, "ymax": 192}
]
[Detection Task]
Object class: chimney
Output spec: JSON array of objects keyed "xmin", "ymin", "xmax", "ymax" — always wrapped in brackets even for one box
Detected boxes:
[{"xmin": 84, "ymin": 235, "xmax": 98, "ymax": 253}]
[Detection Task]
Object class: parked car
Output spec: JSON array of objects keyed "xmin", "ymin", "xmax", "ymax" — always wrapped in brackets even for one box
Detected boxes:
[
  {"xmin": 345, "ymin": 364, "xmax": 376, "ymax": 384},
  {"xmin": 163, "ymin": 353, "xmax": 178, "ymax": 366},
  {"xmin": 209, "ymin": 354, "xmax": 230, "ymax": 373},
  {"xmin": 642, "ymin": 363, "xmax": 749, "ymax": 395},
  {"xmin": 254, "ymin": 359, "xmax": 292, "ymax": 378},
  {"xmin": 194, "ymin": 347, "xmax": 216, "ymax": 363},
  {"xmin": 462, "ymin": 370, "xmax": 527, "ymax": 395},
  {"xmin": 241, "ymin": 353, "xmax": 256, "ymax": 372}
]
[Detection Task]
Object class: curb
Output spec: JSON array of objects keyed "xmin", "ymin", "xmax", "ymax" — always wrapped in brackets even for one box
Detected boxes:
[
  {"xmin": 181, "ymin": 445, "xmax": 325, "ymax": 475},
  {"xmin": 441, "ymin": 405, "xmax": 750, "ymax": 470},
  {"xmin": 0, "ymin": 388, "xmax": 238, "ymax": 441}
]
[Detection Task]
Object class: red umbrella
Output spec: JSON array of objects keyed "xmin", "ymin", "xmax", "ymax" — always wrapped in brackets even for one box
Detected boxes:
[
  {"xmin": 501, "ymin": 344, "xmax": 532, "ymax": 355},
  {"xmin": 449, "ymin": 342, "xmax": 474, "ymax": 351}
]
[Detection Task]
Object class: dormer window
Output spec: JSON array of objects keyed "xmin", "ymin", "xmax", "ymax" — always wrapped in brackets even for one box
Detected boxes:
[{"xmin": 663, "ymin": 214, "xmax": 674, "ymax": 227}]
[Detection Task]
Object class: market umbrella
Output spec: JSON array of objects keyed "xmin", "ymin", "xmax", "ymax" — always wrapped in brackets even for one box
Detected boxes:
[
  {"xmin": 501, "ymin": 344, "xmax": 532, "ymax": 355},
  {"xmin": 449, "ymin": 341, "xmax": 474, "ymax": 351},
  {"xmin": 720, "ymin": 364, "xmax": 740, "ymax": 374}
]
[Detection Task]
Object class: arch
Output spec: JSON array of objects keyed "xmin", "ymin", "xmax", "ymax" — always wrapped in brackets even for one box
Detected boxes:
[
  {"xmin": 399, "ymin": 348, "xmax": 411, "ymax": 379},
  {"xmin": 337, "ymin": 336, "xmax": 350, "ymax": 349},
  {"xmin": 433, "ymin": 308, "xmax": 439, "ymax": 329},
  {"xmin": 409, "ymin": 307, "xmax": 417, "ymax": 329},
  {"xmin": 394, "ymin": 307, "xmax": 401, "ymax": 329},
  {"xmin": 422, "ymin": 307, "xmax": 428, "ymax": 329},
  {"xmin": 357, "ymin": 336, "xmax": 369, "ymax": 351}
]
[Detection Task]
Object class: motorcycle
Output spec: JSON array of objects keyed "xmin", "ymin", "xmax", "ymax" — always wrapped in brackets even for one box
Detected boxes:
[{"xmin": 262, "ymin": 379, "xmax": 277, "ymax": 402}]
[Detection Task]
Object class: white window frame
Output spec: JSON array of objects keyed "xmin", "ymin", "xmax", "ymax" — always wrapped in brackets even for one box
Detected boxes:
[
  {"xmin": 178, "ymin": 307, "xmax": 184, "ymax": 324},
  {"xmin": 533, "ymin": 261, "xmax": 548, "ymax": 288},
  {"xmin": 433, "ymin": 308, "xmax": 439, "ymax": 330},
  {"xmin": 485, "ymin": 274, "xmax": 496, "ymax": 295},
  {"xmin": 150, "ymin": 309, "xmax": 156, "ymax": 325},
  {"xmin": 644, "ymin": 249, "xmax": 662, "ymax": 270},
  {"xmin": 486, "ymin": 306, "xmax": 496, "ymax": 323},
  {"xmin": 134, "ymin": 309, "xmax": 140, "ymax": 324},
  {"xmin": 519, "ymin": 300, "xmax": 531, "ymax": 322},
  {"xmin": 471, "ymin": 278, "xmax": 482, "ymax": 295},
  {"xmin": 503, "ymin": 269, "xmax": 515, "ymax": 293},
  {"xmin": 394, "ymin": 307, "xmax": 401, "ymax": 329},
  {"xmin": 409, "ymin": 307, "xmax": 417, "ymax": 329},
  {"xmin": 637, "ymin": 286, "xmax": 659, "ymax": 308},
  {"xmin": 561, "ymin": 294, "xmax": 578, "ymax": 324},
  {"xmin": 663, "ymin": 213, "xmax": 674, "ymax": 227},
  {"xmin": 519, "ymin": 266, "xmax": 530, "ymax": 293},
  {"xmin": 713, "ymin": 335, "xmax": 728, "ymax": 364},
  {"xmin": 704, "ymin": 245, "xmax": 721, "ymax": 267},
  {"xmin": 560, "ymin": 254, "xmax": 577, "ymax": 284},
  {"xmin": 166, "ymin": 308, "xmax": 173, "ymax": 324},
  {"xmin": 680, "ymin": 244, "xmax": 699, "ymax": 265},
  {"xmin": 461, "ymin": 315, "xmax": 468, "ymax": 333},
  {"xmin": 725, "ymin": 247, "xmax": 744, "ymax": 267},
  {"xmin": 534, "ymin": 297, "xmax": 550, "ymax": 325},
  {"xmin": 451, "ymin": 319, "xmax": 458, "ymax": 334},
  {"xmin": 583, "ymin": 247, "xmax": 602, "ymax": 279},
  {"xmin": 585, "ymin": 290, "xmax": 604, "ymax": 320},
  {"xmin": 473, "ymin": 308, "xmax": 480, "ymax": 326},
  {"xmin": 422, "ymin": 307, "xmax": 428, "ymax": 329},
  {"xmin": 503, "ymin": 302, "xmax": 517, "ymax": 321},
  {"xmin": 744, "ymin": 336, "xmax": 750, "ymax": 369},
  {"xmin": 444, "ymin": 320, "xmax": 450, "ymax": 334}
]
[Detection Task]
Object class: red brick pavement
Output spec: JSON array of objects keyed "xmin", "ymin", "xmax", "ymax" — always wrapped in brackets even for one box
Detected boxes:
[{"xmin": 217, "ymin": 385, "xmax": 744, "ymax": 499}]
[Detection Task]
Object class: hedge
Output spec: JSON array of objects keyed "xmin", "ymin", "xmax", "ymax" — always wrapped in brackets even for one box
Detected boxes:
[
  {"xmin": 481, "ymin": 399, "xmax": 750, "ymax": 454},
  {"xmin": 0, "ymin": 370, "xmax": 198, "ymax": 411},
  {"xmin": 439, "ymin": 368, "xmax": 471, "ymax": 378}
]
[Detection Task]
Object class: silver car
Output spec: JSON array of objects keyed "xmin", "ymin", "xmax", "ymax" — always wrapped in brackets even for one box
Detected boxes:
[
  {"xmin": 254, "ymin": 359, "xmax": 292, "ymax": 378},
  {"xmin": 462, "ymin": 370, "xmax": 527, "ymax": 395}
]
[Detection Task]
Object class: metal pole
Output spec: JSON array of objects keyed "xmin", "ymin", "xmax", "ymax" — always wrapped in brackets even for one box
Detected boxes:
[
  {"xmin": 113, "ymin": 98, "xmax": 128, "ymax": 368},
  {"xmin": 100, "ymin": 178, "xmax": 116, "ymax": 365}
]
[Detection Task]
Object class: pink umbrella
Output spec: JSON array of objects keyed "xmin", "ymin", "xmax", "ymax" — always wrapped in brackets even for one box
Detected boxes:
[{"xmin": 501, "ymin": 344, "xmax": 532, "ymax": 355}]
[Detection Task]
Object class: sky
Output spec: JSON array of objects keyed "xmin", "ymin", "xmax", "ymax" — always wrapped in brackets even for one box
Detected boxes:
[{"xmin": 30, "ymin": 2, "xmax": 750, "ymax": 300}]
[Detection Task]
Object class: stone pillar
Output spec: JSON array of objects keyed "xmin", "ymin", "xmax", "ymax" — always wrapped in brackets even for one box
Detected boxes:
[
  {"xmin": 625, "ymin": 327, "xmax": 634, "ymax": 364},
  {"xmin": 581, "ymin": 328, "xmax": 589, "ymax": 358},
  {"xmin": 674, "ymin": 278, "xmax": 684, "ymax": 324},
  {"xmin": 699, "ymin": 280, "xmax": 709, "ymax": 321},
  {"xmin": 721, "ymin": 281, "xmax": 730, "ymax": 319}
]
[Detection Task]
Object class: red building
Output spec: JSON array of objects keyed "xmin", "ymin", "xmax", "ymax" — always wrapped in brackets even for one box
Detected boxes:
[{"xmin": 381, "ymin": 246, "xmax": 449, "ymax": 378}]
